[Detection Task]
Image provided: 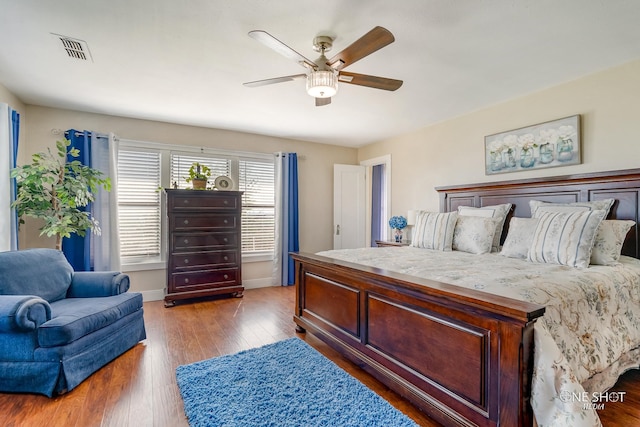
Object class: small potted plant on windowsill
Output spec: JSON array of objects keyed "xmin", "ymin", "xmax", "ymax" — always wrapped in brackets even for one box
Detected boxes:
[{"xmin": 185, "ymin": 162, "xmax": 211, "ymax": 190}]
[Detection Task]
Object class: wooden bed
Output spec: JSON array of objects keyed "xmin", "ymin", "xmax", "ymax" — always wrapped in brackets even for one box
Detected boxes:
[{"xmin": 292, "ymin": 168, "xmax": 640, "ymax": 427}]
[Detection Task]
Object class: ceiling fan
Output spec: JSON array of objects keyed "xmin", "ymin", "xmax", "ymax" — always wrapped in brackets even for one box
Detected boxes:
[{"xmin": 243, "ymin": 26, "xmax": 403, "ymax": 107}]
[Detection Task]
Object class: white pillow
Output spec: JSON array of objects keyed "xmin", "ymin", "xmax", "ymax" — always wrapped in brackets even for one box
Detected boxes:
[
  {"xmin": 452, "ymin": 216, "xmax": 499, "ymax": 254},
  {"xmin": 530, "ymin": 199, "xmax": 614, "ymax": 218},
  {"xmin": 590, "ymin": 220, "xmax": 636, "ymax": 265},
  {"xmin": 411, "ymin": 211, "xmax": 458, "ymax": 251},
  {"xmin": 457, "ymin": 203, "xmax": 512, "ymax": 252},
  {"xmin": 528, "ymin": 210, "xmax": 607, "ymax": 268},
  {"xmin": 500, "ymin": 217, "xmax": 539, "ymax": 259}
]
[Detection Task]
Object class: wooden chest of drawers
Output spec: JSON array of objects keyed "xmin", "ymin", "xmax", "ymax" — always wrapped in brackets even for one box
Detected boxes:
[{"xmin": 164, "ymin": 189, "xmax": 243, "ymax": 306}]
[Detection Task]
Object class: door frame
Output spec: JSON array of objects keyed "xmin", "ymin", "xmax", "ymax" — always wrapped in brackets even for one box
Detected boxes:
[{"xmin": 360, "ymin": 154, "xmax": 392, "ymax": 247}]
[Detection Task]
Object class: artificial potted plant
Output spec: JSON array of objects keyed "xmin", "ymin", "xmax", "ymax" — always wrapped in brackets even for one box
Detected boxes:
[
  {"xmin": 10, "ymin": 139, "xmax": 111, "ymax": 250},
  {"xmin": 185, "ymin": 162, "xmax": 211, "ymax": 190}
]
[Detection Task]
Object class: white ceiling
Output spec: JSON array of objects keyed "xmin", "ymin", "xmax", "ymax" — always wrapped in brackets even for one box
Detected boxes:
[{"xmin": 1, "ymin": 0, "xmax": 640, "ymax": 148}]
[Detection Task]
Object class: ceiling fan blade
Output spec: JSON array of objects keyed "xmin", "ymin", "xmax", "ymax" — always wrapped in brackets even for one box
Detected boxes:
[
  {"xmin": 338, "ymin": 72, "xmax": 403, "ymax": 91},
  {"xmin": 249, "ymin": 30, "xmax": 317, "ymax": 70},
  {"xmin": 315, "ymin": 97, "xmax": 331, "ymax": 107},
  {"xmin": 326, "ymin": 26, "xmax": 395, "ymax": 70},
  {"xmin": 243, "ymin": 74, "xmax": 306, "ymax": 88}
]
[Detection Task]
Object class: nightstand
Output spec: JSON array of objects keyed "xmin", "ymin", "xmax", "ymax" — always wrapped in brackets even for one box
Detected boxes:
[{"xmin": 375, "ymin": 240, "xmax": 411, "ymax": 247}]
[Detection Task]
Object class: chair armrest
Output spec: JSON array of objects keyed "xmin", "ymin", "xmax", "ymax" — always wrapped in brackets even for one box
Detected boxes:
[
  {"xmin": 68, "ymin": 272, "xmax": 131, "ymax": 297},
  {"xmin": 0, "ymin": 295, "xmax": 51, "ymax": 332}
]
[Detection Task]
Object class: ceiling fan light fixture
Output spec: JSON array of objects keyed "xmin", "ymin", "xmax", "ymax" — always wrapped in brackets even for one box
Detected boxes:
[
  {"xmin": 306, "ymin": 70, "xmax": 338, "ymax": 98},
  {"xmin": 245, "ymin": 27, "xmax": 402, "ymax": 105}
]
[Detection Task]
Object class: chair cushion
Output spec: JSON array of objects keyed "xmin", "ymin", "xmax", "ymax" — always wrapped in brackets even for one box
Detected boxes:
[
  {"xmin": 0, "ymin": 249, "xmax": 73, "ymax": 303},
  {"xmin": 38, "ymin": 293, "xmax": 143, "ymax": 348}
]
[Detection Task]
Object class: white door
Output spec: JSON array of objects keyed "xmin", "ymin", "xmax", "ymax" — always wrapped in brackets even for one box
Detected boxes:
[{"xmin": 333, "ymin": 164, "xmax": 366, "ymax": 249}]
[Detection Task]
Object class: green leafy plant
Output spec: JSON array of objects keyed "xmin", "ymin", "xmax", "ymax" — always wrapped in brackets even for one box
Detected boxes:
[
  {"xmin": 185, "ymin": 162, "xmax": 211, "ymax": 189},
  {"xmin": 10, "ymin": 139, "xmax": 111, "ymax": 250},
  {"xmin": 185, "ymin": 162, "xmax": 211, "ymax": 183}
]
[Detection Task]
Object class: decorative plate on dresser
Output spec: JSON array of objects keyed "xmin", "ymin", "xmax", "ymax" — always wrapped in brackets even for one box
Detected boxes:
[
  {"xmin": 214, "ymin": 175, "xmax": 234, "ymax": 191},
  {"xmin": 164, "ymin": 189, "xmax": 244, "ymax": 307}
]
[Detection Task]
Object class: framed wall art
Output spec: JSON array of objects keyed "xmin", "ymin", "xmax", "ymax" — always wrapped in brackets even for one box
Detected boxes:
[{"xmin": 485, "ymin": 115, "xmax": 581, "ymax": 175}]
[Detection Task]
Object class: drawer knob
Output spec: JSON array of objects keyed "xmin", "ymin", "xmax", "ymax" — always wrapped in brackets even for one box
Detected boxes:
[
  {"xmin": 183, "ymin": 238, "xmax": 189, "ymax": 244},
  {"xmin": 184, "ymin": 278, "xmax": 190, "ymax": 284},
  {"xmin": 183, "ymin": 219, "xmax": 189, "ymax": 225},
  {"xmin": 183, "ymin": 199, "xmax": 189, "ymax": 204},
  {"xmin": 223, "ymin": 256, "xmax": 228, "ymax": 261},
  {"xmin": 224, "ymin": 200, "xmax": 229, "ymax": 205},
  {"xmin": 184, "ymin": 258, "xmax": 189, "ymax": 264},
  {"xmin": 223, "ymin": 274, "xmax": 229, "ymax": 280},
  {"xmin": 223, "ymin": 238, "xmax": 228, "ymax": 243},
  {"xmin": 224, "ymin": 219, "xmax": 228, "ymax": 224}
]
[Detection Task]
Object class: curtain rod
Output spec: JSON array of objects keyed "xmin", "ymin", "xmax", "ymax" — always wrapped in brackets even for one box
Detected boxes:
[
  {"xmin": 50, "ymin": 128, "xmax": 108, "ymax": 139},
  {"xmin": 275, "ymin": 152, "xmax": 306, "ymax": 160}
]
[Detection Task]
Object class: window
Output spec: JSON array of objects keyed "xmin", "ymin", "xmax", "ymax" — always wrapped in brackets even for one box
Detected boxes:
[
  {"xmin": 116, "ymin": 141, "xmax": 275, "ymax": 266},
  {"xmin": 239, "ymin": 159, "xmax": 275, "ymax": 254},
  {"xmin": 117, "ymin": 149, "xmax": 162, "ymax": 262},
  {"xmin": 170, "ymin": 153, "xmax": 230, "ymax": 190}
]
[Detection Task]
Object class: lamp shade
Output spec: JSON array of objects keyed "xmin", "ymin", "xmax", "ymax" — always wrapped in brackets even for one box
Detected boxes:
[
  {"xmin": 306, "ymin": 71, "xmax": 338, "ymax": 98},
  {"xmin": 407, "ymin": 210, "xmax": 417, "ymax": 226}
]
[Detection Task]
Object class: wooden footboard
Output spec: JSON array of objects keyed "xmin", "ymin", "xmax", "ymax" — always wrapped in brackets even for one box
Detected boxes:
[{"xmin": 292, "ymin": 252, "xmax": 545, "ymax": 427}]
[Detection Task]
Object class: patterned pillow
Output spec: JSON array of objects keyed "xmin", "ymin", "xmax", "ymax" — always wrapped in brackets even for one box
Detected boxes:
[
  {"xmin": 500, "ymin": 217, "xmax": 539, "ymax": 259},
  {"xmin": 590, "ymin": 220, "xmax": 636, "ymax": 265},
  {"xmin": 452, "ymin": 216, "xmax": 499, "ymax": 254},
  {"xmin": 528, "ymin": 210, "xmax": 607, "ymax": 268},
  {"xmin": 458, "ymin": 204, "xmax": 512, "ymax": 252},
  {"xmin": 530, "ymin": 199, "xmax": 614, "ymax": 218},
  {"xmin": 411, "ymin": 211, "xmax": 458, "ymax": 251}
]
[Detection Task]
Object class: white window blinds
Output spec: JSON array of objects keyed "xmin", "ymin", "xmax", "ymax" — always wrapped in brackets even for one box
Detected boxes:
[
  {"xmin": 239, "ymin": 159, "xmax": 275, "ymax": 254},
  {"xmin": 170, "ymin": 152, "xmax": 275, "ymax": 255},
  {"xmin": 116, "ymin": 150, "xmax": 162, "ymax": 260},
  {"xmin": 116, "ymin": 142, "xmax": 276, "ymax": 265},
  {"xmin": 170, "ymin": 153, "xmax": 230, "ymax": 190}
]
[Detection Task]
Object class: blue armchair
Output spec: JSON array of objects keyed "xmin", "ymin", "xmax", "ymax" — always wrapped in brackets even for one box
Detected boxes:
[{"xmin": 0, "ymin": 248, "xmax": 146, "ymax": 397}]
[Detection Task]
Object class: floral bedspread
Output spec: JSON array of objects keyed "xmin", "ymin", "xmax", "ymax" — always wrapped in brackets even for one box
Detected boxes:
[{"xmin": 317, "ymin": 247, "xmax": 640, "ymax": 426}]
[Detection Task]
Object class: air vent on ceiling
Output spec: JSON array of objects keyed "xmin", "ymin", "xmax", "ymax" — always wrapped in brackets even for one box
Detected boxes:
[{"xmin": 51, "ymin": 33, "xmax": 93, "ymax": 62}]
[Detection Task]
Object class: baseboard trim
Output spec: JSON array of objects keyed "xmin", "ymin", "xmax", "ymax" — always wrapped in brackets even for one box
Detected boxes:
[
  {"xmin": 141, "ymin": 289, "xmax": 165, "ymax": 302},
  {"xmin": 243, "ymin": 277, "xmax": 274, "ymax": 289}
]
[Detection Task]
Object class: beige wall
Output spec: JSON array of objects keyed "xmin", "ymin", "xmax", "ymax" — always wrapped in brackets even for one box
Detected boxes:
[
  {"xmin": 19, "ymin": 105, "xmax": 357, "ymax": 296},
  {"xmin": 0, "ymin": 83, "xmax": 26, "ymax": 148},
  {"xmin": 0, "ymin": 83, "xmax": 24, "ymax": 110},
  {"xmin": 358, "ymin": 59, "xmax": 640, "ymax": 219},
  {"xmin": 9, "ymin": 58, "xmax": 640, "ymax": 296}
]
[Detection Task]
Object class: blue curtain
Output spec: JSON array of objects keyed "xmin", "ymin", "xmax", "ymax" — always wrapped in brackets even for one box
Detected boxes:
[
  {"xmin": 1, "ymin": 103, "xmax": 20, "ymax": 251},
  {"xmin": 62, "ymin": 129, "xmax": 92, "ymax": 271},
  {"xmin": 274, "ymin": 153, "xmax": 299, "ymax": 286},
  {"xmin": 10, "ymin": 109, "xmax": 19, "ymax": 250},
  {"xmin": 284, "ymin": 153, "xmax": 299, "ymax": 285}
]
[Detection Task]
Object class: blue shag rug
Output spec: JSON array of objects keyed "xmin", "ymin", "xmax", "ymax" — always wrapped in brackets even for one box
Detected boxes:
[{"xmin": 176, "ymin": 337, "xmax": 418, "ymax": 427}]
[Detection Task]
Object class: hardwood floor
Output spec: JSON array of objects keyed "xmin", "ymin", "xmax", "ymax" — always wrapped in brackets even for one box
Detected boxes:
[{"xmin": 1, "ymin": 286, "xmax": 638, "ymax": 426}]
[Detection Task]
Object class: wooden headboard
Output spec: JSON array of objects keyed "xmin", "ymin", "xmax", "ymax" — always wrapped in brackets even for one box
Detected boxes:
[{"xmin": 437, "ymin": 168, "xmax": 640, "ymax": 259}]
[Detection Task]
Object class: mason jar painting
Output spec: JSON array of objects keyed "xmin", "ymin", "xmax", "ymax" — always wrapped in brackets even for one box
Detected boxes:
[
  {"xmin": 556, "ymin": 125, "xmax": 576, "ymax": 162},
  {"xmin": 520, "ymin": 145, "xmax": 535, "ymax": 168},
  {"xmin": 503, "ymin": 148, "xmax": 517, "ymax": 169},
  {"xmin": 489, "ymin": 150, "xmax": 505, "ymax": 171},
  {"xmin": 484, "ymin": 115, "xmax": 580, "ymax": 175},
  {"xmin": 539, "ymin": 143, "xmax": 554, "ymax": 164}
]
